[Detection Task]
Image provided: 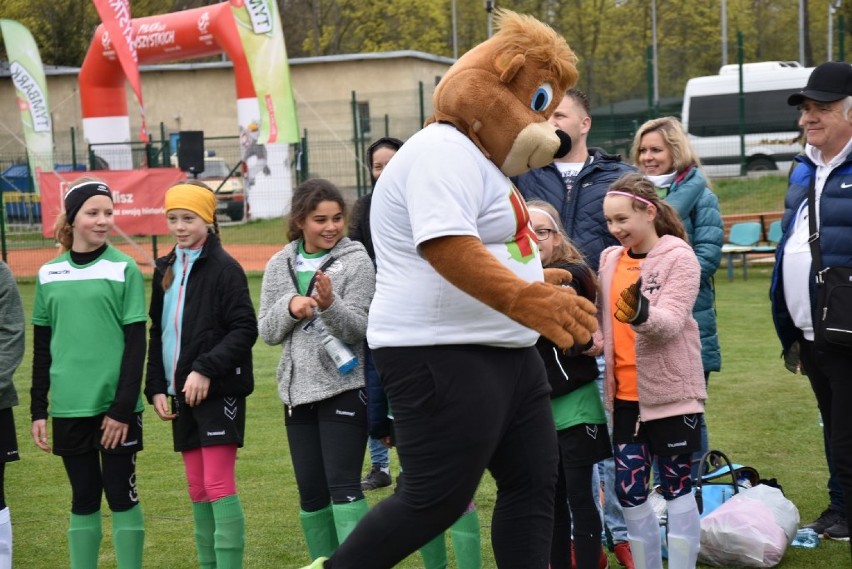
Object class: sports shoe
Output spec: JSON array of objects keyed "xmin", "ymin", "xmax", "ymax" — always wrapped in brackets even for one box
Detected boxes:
[
  {"xmin": 613, "ymin": 541, "xmax": 635, "ymax": 569},
  {"xmin": 569, "ymin": 542, "xmax": 609, "ymax": 569},
  {"xmin": 824, "ymin": 518, "xmax": 850, "ymax": 541},
  {"xmin": 360, "ymin": 465, "xmax": 392, "ymax": 491},
  {"xmin": 803, "ymin": 508, "xmax": 845, "ymax": 535}
]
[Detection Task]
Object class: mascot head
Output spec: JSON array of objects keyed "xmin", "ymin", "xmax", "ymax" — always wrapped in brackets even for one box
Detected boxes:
[{"xmin": 427, "ymin": 9, "xmax": 578, "ymax": 177}]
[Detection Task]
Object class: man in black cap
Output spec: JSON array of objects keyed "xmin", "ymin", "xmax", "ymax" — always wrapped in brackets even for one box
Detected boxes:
[{"xmin": 771, "ymin": 61, "xmax": 852, "ymax": 545}]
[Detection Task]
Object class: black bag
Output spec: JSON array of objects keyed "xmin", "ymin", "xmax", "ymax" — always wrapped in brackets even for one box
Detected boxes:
[
  {"xmin": 815, "ymin": 266, "xmax": 852, "ymax": 347},
  {"xmin": 806, "ymin": 178, "xmax": 852, "ymax": 347}
]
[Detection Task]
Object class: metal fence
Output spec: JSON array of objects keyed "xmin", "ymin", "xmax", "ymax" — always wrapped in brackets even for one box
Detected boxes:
[{"xmin": 0, "ymin": 83, "xmax": 781, "ymax": 278}]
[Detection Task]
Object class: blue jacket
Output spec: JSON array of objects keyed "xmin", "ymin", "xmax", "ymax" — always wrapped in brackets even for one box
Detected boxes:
[
  {"xmin": 513, "ymin": 149, "xmax": 636, "ymax": 271},
  {"xmin": 770, "ymin": 154, "xmax": 852, "ymax": 354},
  {"xmin": 663, "ymin": 167, "xmax": 724, "ymax": 373}
]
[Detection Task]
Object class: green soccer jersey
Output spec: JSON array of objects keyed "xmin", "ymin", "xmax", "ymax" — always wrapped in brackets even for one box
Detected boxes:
[{"xmin": 32, "ymin": 245, "xmax": 147, "ymax": 418}]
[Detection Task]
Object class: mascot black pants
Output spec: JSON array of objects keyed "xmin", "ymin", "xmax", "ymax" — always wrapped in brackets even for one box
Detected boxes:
[{"xmin": 327, "ymin": 344, "xmax": 559, "ymax": 569}]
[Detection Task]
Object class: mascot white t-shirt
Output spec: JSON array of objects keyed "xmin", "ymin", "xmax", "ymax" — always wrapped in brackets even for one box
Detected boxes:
[{"xmin": 368, "ymin": 122, "xmax": 543, "ymax": 349}]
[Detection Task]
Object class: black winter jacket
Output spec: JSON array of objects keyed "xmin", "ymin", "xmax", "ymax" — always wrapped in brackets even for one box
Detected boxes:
[
  {"xmin": 513, "ymin": 149, "xmax": 636, "ymax": 271},
  {"xmin": 146, "ymin": 232, "xmax": 257, "ymax": 402},
  {"xmin": 535, "ymin": 261, "xmax": 599, "ymax": 398}
]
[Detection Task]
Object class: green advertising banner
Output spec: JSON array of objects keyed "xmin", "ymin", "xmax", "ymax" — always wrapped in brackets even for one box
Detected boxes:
[
  {"xmin": 230, "ymin": 0, "xmax": 299, "ymax": 144},
  {"xmin": 0, "ymin": 19, "xmax": 55, "ymax": 191}
]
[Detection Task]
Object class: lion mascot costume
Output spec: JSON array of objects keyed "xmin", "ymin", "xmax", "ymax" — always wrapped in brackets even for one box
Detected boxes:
[{"xmin": 302, "ymin": 10, "xmax": 596, "ymax": 569}]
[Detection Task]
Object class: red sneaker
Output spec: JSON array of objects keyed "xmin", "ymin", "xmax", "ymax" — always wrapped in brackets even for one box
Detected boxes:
[
  {"xmin": 569, "ymin": 543, "xmax": 609, "ymax": 569},
  {"xmin": 613, "ymin": 542, "xmax": 635, "ymax": 569}
]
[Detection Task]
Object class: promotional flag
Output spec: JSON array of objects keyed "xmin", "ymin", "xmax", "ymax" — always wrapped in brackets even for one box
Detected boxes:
[
  {"xmin": 91, "ymin": 0, "xmax": 149, "ymax": 142},
  {"xmin": 0, "ymin": 19, "xmax": 55, "ymax": 189},
  {"xmin": 229, "ymin": 0, "xmax": 299, "ymax": 144}
]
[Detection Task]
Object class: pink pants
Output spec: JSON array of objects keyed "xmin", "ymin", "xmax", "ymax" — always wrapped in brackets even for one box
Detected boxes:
[{"xmin": 182, "ymin": 444, "xmax": 238, "ymax": 503}]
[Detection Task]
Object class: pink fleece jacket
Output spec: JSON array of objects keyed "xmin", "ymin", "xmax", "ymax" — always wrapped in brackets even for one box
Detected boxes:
[{"xmin": 598, "ymin": 234, "xmax": 707, "ymax": 422}]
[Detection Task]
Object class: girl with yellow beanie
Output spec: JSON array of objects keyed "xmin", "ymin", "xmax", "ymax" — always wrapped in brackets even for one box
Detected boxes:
[{"xmin": 145, "ymin": 181, "xmax": 258, "ymax": 569}]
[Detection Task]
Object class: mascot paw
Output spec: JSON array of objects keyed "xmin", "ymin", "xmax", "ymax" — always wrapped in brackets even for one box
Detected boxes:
[
  {"xmin": 543, "ymin": 268, "xmax": 573, "ymax": 286},
  {"xmin": 508, "ymin": 282, "xmax": 597, "ymax": 349}
]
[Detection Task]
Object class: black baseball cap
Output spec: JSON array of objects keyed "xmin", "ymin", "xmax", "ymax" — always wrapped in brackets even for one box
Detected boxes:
[{"xmin": 788, "ymin": 61, "xmax": 852, "ymax": 105}]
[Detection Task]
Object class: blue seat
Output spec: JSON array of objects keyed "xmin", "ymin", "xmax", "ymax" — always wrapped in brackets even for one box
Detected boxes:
[
  {"xmin": 721, "ymin": 222, "xmax": 762, "ymax": 280},
  {"xmin": 767, "ymin": 220, "xmax": 782, "ymax": 244},
  {"xmin": 751, "ymin": 220, "xmax": 784, "ymax": 252}
]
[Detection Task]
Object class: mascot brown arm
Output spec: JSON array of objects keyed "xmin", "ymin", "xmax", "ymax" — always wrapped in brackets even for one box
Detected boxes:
[{"xmin": 420, "ymin": 235, "xmax": 597, "ymax": 349}]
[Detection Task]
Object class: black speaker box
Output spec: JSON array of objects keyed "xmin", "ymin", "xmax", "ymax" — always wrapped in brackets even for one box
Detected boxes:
[{"xmin": 178, "ymin": 131, "xmax": 205, "ymax": 174}]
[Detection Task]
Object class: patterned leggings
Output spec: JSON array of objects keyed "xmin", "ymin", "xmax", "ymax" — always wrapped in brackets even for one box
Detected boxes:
[{"xmin": 614, "ymin": 442, "xmax": 692, "ymax": 507}]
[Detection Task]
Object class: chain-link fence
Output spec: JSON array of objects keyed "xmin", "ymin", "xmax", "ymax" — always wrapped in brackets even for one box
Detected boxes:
[{"xmin": 2, "ymin": 80, "xmax": 790, "ymax": 278}]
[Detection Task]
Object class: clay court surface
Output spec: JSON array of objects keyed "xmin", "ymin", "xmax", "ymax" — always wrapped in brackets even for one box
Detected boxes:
[{"xmin": 7, "ymin": 242, "xmax": 281, "ymax": 277}]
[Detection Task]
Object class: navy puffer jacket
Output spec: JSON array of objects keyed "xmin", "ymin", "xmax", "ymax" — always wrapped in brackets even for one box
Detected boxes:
[
  {"xmin": 771, "ymin": 154, "xmax": 852, "ymax": 354},
  {"xmin": 513, "ymin": 149, "xmax": 636, "ymax": 272}
]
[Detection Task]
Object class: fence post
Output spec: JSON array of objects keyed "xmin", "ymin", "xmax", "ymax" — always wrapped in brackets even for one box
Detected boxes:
[
  {"xmin": 351, "ymin": 90, "xmax": 364, "ymax": 197},
  {"xmin": 738, "ymin": 32, "xmax": 746, "ymax": 176},
  {"xmin": 70, "ymin": 127, "xmax": 77, "ymax": 169},
  {"xmin": 0, "ymin": 189, "xmax": 6, "ymax": 263},
  {"xmin": 419, "ymin": 81, "xmax": 425, "ymax": 127}
]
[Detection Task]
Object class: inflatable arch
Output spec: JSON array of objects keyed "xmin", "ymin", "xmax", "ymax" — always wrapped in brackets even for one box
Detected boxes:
[{"xmin": 79, "ymin": 2, "xmax": 291, "ymax": 218}]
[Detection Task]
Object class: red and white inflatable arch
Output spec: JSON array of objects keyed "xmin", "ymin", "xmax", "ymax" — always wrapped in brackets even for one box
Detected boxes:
[{"xmin": 79, "ymin": 2, "xmax": 290, "ymax": 218}]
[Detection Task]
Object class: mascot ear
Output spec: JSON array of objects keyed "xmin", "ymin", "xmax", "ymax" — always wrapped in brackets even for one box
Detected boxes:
[{"xmin": 499, "ymin": 53, "xmax": 526, "ymax": 84}]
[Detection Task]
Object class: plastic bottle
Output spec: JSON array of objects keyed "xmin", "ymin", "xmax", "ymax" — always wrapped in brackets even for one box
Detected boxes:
[
  {"xmin": 309, "ymin": 310, "xmax": 358, "ymax": 374},
  {"xmin": 791, "ymin": 528, "xmax": 820, "ymax": 549},
  {"xmin": 321, "ymin": 334, "xmax": 358, "ymax": 374}
]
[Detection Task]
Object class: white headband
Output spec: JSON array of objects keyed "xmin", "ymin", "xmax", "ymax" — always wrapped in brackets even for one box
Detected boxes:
[{"xmin": 527, "ymin": 207, "xmax": 561, "ymax": 232}]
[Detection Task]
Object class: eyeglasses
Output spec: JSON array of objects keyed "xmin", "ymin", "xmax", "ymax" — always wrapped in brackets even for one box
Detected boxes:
[{"xmin": 534, "ymin": 228, "xmax": 557, "ymax": 241}]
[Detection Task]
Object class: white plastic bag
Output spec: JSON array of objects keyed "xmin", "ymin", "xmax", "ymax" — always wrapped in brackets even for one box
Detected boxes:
[{"xmin": 699, "ymin": 485, "xmax": 800, "ymax": 567}]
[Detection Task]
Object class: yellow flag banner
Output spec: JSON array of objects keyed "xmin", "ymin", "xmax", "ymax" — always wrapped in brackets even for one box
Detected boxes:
[{"xmin": 229, "ymin": 0, "xmax": 299, "ymax": 144}]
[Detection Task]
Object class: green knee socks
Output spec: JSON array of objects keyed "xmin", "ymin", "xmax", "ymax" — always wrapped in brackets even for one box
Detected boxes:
[
  {"xmin": 212, "ymin": 495, "xmax": 245, "ymax": 569},
  {"xmin": 331, "ymin": 500, "xmax": 369, "ymax": 544},
  {"xmin": 299, "ymin": 505, "xmax": 339, "ymax": 560},
  {"xmin": 419, "ymin": 507, "xmax": 482, "ymax": 569},
  {"xmin": 419, "ymin": 533, "xmax": 448, "ymax": 569},
  {"xmin": 192, "ymin": 501, "xmax": 216, "ymax": 569},
  {"xmin": 68, "ymin": 511, "xmax": 103, "ymax": 569},
  {"xmin": 450, "ymin": 507, "xmax": 482, "ymax": 569},
  {"xmin": 112, "ymin": 505, "xmax": 144, "ymax": 569}
]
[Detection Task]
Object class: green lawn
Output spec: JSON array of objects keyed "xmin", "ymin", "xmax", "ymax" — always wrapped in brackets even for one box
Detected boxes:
[{"xmin": 8, "ymin": 269, "xmax": 850, "ymax": 568}]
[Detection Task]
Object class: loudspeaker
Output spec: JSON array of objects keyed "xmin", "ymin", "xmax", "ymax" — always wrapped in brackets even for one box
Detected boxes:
[{"xmin": 178, "ymin": 131, "xmax": 205, "ymax": 174}]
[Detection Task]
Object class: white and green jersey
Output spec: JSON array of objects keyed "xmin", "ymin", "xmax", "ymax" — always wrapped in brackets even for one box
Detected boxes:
[{"xmin": 32, "ymin": 245, "xmax": 147, "ymax": 418}]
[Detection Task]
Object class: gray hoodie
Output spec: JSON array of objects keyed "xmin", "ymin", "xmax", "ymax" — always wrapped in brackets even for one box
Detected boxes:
[
  {"xmin": 258, "ymin": 237, "xmax": 375, "ymax": 408},
  {"xmin": 0, "ymin": 262, "xmax": 22, "ymax": 410}
]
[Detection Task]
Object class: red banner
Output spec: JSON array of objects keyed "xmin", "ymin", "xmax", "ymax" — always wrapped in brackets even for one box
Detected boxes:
[
  {"xmin": 91, "ymin": 0, "xmax": 148, "ymax": 141},
  {"xmin": 38, "ymin": 169, "xmax": 186, "ymax": 237}
]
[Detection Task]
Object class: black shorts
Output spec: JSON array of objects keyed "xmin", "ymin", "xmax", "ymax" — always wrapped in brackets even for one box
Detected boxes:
[
  {"xmin": 172, "ymin": 396, "xmax": 246, "ymax": 452},
  {"xmin": 52, "ymin": 413, "xmax": 144, "ymax": 456},
  {"xmin": 0, "ymin": 408, "xmax": 19, "ymax": 463},
  {"xmin": 557, "ymin": 421, "xmax": 612, "ymax": 468},
  {"xmin": 285, "ymin": 388, "xmax": 368, "ymax": 428},
  {"xmin": 612, "ymin": 399, "xmax": 701, "ymax": 456}
]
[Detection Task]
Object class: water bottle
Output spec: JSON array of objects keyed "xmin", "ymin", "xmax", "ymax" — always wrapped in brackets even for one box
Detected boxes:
[
  {"xmin": 321, "ymin": 334, "xmax": 358, "ymax": 374},
  {"xmin": 791, "ymin": 528, "xmax": 820, "ymax": 549},
  {"xmin": 308, "ymin": 310, "xmax": 358, "ymax": 374}
]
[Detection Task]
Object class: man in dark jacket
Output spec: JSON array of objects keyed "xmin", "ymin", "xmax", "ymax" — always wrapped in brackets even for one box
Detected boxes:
[
  {"xmin": 771, "ymin": 61, "xmax": 852, "ymax": 544},
  {"xmin": 514, "ymin": 89, "xmax": 637, "ymax": 569},
  {"xmin": 513, "ymin": 88, "xmax": 635, "ymax": 272}
]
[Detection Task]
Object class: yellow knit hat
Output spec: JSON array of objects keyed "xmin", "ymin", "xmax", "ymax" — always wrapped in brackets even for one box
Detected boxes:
[{"xmin": 165, "ymin": 183, "xmax": 217, "ymax": 224}]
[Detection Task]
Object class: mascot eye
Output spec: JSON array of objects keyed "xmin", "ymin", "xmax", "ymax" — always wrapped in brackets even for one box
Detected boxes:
[{"xmin": 531, "ymin": 83, "xmax": 554, "ymax": 112}]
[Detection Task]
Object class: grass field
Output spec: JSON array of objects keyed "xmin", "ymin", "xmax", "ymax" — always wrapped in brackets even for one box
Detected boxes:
[{"xmin": 7, "ymin": 267, "xmax": 850, "ymax": 568}]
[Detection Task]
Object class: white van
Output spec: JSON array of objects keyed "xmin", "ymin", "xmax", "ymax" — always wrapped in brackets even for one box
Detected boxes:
[{"xmin": 681, "ymin": 61, "xmax": 812, "ymax": 177}]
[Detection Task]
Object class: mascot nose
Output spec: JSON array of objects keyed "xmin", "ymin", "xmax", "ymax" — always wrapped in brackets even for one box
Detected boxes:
[{"xmin": 554, "ymin": 130, "xmax": 572, "ymax": 159}]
